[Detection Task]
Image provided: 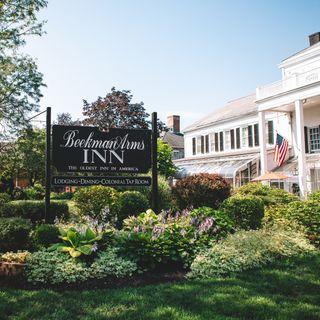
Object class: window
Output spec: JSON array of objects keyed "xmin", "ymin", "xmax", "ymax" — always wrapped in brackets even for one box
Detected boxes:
[
  {"xmin": 236, "ymin": 128, "xmax": 241, "ymax": 149},
  {"xmin": 210, "ymin": 133, "xmax": 215, "ymax": 152},
  {"xmin": 219, "ymin": 132, "xmax": 224, "ymax": 151},
  {"xmin": 201, "ymin": 136, "xmax": 205, "ymax": 154},
  {"xmin": 254, "ymin": 123, "xmax": 259, "ymax": 146},
  {"xmin": 225, "ymin": 131, "xmax": 231, "ymax": 150},
  {"xmin": 267, "ymin": 120, "xmax": 274, "ymax": 144},
  {"xmin": 192, "ymin": 137, "xmax": 196, "ymax": 155},
  {"xmin": 215, "ymin": 133, "xmax": 219, "ymax": 151},
  {"xmin": 242, "ymin": 127, "xmax": 248, "ymax": 148},
  {"xmin": 231, "ymin": 129, "xmax": 235, "ymax": 149},
  {"xmin": 196, "ymin": 136, "xmax": 201, "ymax": 154},
  {"xmin": 309, "ymin": 127, "xmax": 320, "ymax": 152},
  {"xmin": 205, "ymin": 134, "xmax": 209, "ymax": 153},
  {"xmin": 248, "ymin": 125, "xmax": 253, "ymax": 147}
]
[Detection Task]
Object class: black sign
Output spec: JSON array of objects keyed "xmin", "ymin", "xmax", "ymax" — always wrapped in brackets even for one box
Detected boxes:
[
  {"xmin": 52, "ymin": 125, "xmax": 151, "ymax": 173},
  {"xmin": 52, "ymin": 176, "xmax": 151, "ymax": 187}
]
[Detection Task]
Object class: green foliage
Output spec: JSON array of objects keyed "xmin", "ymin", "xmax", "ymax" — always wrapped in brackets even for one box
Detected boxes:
[
  {"xmin": 157, "ymin": 139, "xmax": 176, "ymax": 178},
  {"xmin": 82, "ymin": 87, "xmax": 166, "ymax": 131},
  {"xmin": 49, "ymin": 227, "xmax": 103, "ymax": 258},
  {"xmin": 24, "ymin": 183, "xmax": 45, "ymax": 200},
  {"xmin": 172, "ymin": 173, "xmax": 231, "ymax": 209},
  {"xmin": 74, "ymin": 186, "xmax": 119, "ymax": 222},
  {"xmin": 25, "ymin": 250, "xmax": 91, "ymax": 284},
  {"xmin": 0, "ymin": 129, "xmax": 46, "ymax": 186},
  {"xmin": 188, "ymin": 222, "xmax": 316, "ymax": 279},
  {"xmin": 235, "ymin": 183, "xmax": 299, "ymax": 206},
  {"xmin": 119, "ymin": 208, "xmax": 233, "ymax": 270},
  {"xmin": 308, "ymin": 190, "xmax": 320, "ymax": 201},
  {"xmin": 31, "ymin": 224, "xmax": 60, "ymax": 248},
  {"xmin": 0, "ymin": 0, "xmax": 46, "ymax": 134},
  {"xmin": 221, "ymin": 195, "xmax": 264, "ymax": 230},
  {"xmin": 264, "ymin": 200, "xmax": 320, "ymax": 246},
  {"xmin": 90, "ymin": 247, "xmax": 138, "ymax": 279},
  {"xmin": 12, "ymin": 187, "xmax": 27, "ymax": 200},
  {"xmin": 117, "ymin": 191, "xmax": 149, "ymax": 222},
  {"xmin": 50, "ymin": 192, "xmax": 73, "ymax": 200},
  {"xmin": 0, "ymin": 217, "xmax": 32, "ymax": 251},
  {"xmin": 0, "ymin": 200, "xmax": 68, "ymax": 223},
  {"xmin": 0, "ymin": 193, "xmax": 11, "ymax": 205}
]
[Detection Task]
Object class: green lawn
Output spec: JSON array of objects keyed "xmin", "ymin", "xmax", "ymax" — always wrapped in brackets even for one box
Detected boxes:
[{"xmin": 0, "ymin": 254, "xmax": 320, "ymax": 320}]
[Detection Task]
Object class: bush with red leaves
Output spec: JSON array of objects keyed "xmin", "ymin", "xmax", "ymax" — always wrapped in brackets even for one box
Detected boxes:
[{"xmin": 172, "ymin": 173, "xmax": 231, "ymax": 209}]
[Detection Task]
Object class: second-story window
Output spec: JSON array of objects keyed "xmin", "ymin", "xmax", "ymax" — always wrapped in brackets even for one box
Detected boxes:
[
  {"xmin": 254, "ymin": 123, "xmax": 259, "ymax": 146},
  {"xmin": 248, "ymin": 125, "xmax": 253, "ymax": 147},
  {"xmin": 230, "ymin": 129, "xmax": 235, "ymax": 149},
  {"xmin": 242, "ymin": 127, "xmax": 248, "ymax": 148},
  {"xmin": 205, "ymin": 134, "xmax": 209, "ymax": 153},
  {"xmin": 268, "ymin": 120, "xmax": 274, "ymax": 144},
  {"xmin": 196, "ymin": 136, "xmax": 201, "ymax": 154},
  {"xmin": 201, "ymin": 136, "xmax": 205, "ymax": 154},
  {"xmin": 215, "ymin": 132, "xmax": 219, "ymax": 151},
  {"xmin": 192, "ymin": 137, "xmax": 196, "ymax": 155},
  {"xmin": 210, "ymin": 133, "xmax": 215, "ymax": 152},
  {"xmin": 219, "ymin": 131, "xmax": 224, "ymax": 151},
  {"xmin": 236, "ymin": 128, "xmax": 241, "ymax": 149}
]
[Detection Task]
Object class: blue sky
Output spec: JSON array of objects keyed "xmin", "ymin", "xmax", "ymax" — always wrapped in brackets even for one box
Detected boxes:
[{"xmin": 25, "ymin": 0, "xmax": 320, "ymax": 129}]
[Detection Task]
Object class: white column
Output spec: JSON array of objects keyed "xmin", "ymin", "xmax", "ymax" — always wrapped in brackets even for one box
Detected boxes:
[
  {"xmin": 295, "ymin": 99, "xmax": 307, "ymax": 198},
  {"xmin": 258, "ymin": 110, "xmax": 267, "ymax": 174}
]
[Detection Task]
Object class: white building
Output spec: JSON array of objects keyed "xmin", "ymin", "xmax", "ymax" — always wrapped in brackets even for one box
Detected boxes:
[{"xmin": 175, "ymin": 33, "xmax": 320, "ymax": 196}]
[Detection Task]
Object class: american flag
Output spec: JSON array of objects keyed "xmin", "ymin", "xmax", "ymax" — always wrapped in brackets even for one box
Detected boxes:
[{"xmin": 274, "ymin": 133, "xmax": 289, "ymax": 166}]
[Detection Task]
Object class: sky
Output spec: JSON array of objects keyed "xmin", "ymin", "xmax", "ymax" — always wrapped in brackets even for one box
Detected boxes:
[{"xmin": 24, "ymin": 0, "xmax": 320, "ymax": 129}]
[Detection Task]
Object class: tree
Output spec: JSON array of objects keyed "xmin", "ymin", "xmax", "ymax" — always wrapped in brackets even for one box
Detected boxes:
[
  {"xmin": 55, "ymin": 112, "xmax": 81, "ymax": 126},
  {"xmin": 82, "ymin": 87, "xmax": 166, "ymax": 131},
  {"xmin": 0, "ymin": 0, "xmax": 47, "ymax": 135},
  {"xmin": 157, "ymin": 139, "xmax": 176, "ymax": 178},
  {"xmin": 0, "ymin": 128, "xmax": 46, "ymax": 187}
]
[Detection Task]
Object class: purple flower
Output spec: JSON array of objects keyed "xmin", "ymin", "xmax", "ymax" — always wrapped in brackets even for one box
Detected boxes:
[
  {"xmin": 91, "ymin": 242, "xmax": 98, "ymax": 252},
  {"xmin": 198, "ymin": 217, "xmax": 214, "ymax": 233},
  {"xmin": 152, "ymin": 225, "xmax": 165, "ymax": 239}
]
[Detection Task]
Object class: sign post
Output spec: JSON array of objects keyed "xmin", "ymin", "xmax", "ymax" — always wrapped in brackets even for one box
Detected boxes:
[
  {"xmin": 151, "ymin": 112, "xmax": 158, "ymax": 213},
  {"xmin": 45, "ymin": 107, "xmax": 51, "ymax": 223}
]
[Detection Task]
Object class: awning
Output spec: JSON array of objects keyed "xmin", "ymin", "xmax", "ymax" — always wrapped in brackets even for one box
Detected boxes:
[{"xmin": 176, "ymin": 156, "xmax": 258, "ymax": 179}]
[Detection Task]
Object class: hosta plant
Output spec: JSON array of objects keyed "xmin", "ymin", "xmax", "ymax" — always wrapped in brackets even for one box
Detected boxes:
[{"xmin": 49, "ymin": 227, "xmax": 102, "ymax": 258}]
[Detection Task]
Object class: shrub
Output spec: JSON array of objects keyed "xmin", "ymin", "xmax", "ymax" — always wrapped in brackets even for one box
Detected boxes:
[
  {"xmin": 308, "ymin": 190, "xmax": 320, "ymax": 201},
  {"xmin": 51, "ymin": 192, "xmax": 73, "ymax": 200},
  {"xmin": 117, "ymin": 191, "xmax": 149, "ymax": 222},
  {"xmin": 119, "ymin": 208, "xmax": 233, "ymax": 270},
  {"xmin": 25, "ymin": 250, "xmax": 91, "ymax": 284},
  {"xmin": 172, "ymin": 173, "xmax": 230, "ymax": 209},
  {"xmin": 0, "ymin": 217, "xmax": 32, "ymax": 251},
  {"xmin": 188, "ymin": 222, "xmax": 315, "ymax": 279},
  {"xmin": 31, "ymin": 224, "xmax": 60, "ymax": 248},
  {"xmin": 0, "ymin": 200, "xmax": 69, "ymax": 223},
  {"xmin": 1, "ymin": 251, "xmax": 29, "ymax": 263},
  {"xmin": 24, "ymin": 184, "xmax": 45, "ymax": 200},
  {"xmin": 12, "ymin": 187, "xmax": 27, "ymax": 200},
  {"xmin": 264, "ymin": 200, "xmax": 320, "ymax": 246},
  {"xmin": 235, "ymin": 183, "xmax": 299, "ymax": 206},
  {"xmin": 221, "ymin": 195, "xmax": 264, "ymax": 230},
  {"xmin": 73, "ymin": 186, "xmax": 119, "ymax": 222},
  {"xmin": 0, "ymin": 193, "xmax": 11, "ymax": 206},
  {"xmin": 90, "ymin": 247, "xmax": 138, "ymax": 279}
]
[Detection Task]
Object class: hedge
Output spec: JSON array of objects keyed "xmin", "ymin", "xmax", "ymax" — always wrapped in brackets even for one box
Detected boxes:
[{"xmin": 0, "ymin": 200, "xmax": 69, "ymax": 223}]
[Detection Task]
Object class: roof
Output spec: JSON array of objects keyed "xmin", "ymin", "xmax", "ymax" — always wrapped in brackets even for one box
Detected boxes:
[
  {"xmin": 183, "ymin": 93, "xmax": 256, "ymax": 133},
  {"xmin": 161, "ymin": 131, "xmax": 184, "ymax": 149}
]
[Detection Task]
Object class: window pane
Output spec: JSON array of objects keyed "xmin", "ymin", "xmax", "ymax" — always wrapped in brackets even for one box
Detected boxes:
[
  {"xmin": 268, "ymin": 120, "xmax": 274, "ymax": 144},
  {"xmin": 205, "ymin": 135, "xmax": 209, "ymax": 153},
  {"xmin": 248, "ymin": 125, "xmax": 253, "ymax": 147},
  {"xmin": 236, "ymin": 128, "xmax": 241, "ymax": 149},
  {"xmin": 254, "ymin": 123, "xmax": 259, "ymax": 146},
  {"xmin": 192, "ymin": 137, "xmax": 196, "ymax": 155},
  {"xmin": 215, "ymin": 133, "xmax": 219, "ymax": 151},
  {"xmin": 309, "ymin": 127, "xmax": 320, "ymax": 152},
  {"xmin": 231, "ymin": 129, "xmax": 235, "ymax": 149},
  {"xmin": 219, "ymin": 132, "xmax": 224, "ymax": 151},
  {"xmin": 201, "ymin": 136, "xmax": 205, "ymax": 154},
  {"xmin": 242, "ymin": 127, "xmax": 248, "ymax": 148}
]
